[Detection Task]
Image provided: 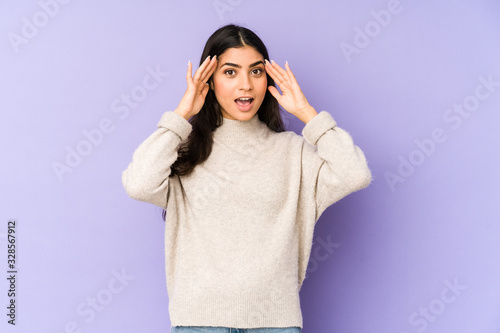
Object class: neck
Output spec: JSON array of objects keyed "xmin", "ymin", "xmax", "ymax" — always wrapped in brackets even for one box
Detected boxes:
[{"xmin": 213, "ymin": 113, "xmax": 267, "ymax": 145}]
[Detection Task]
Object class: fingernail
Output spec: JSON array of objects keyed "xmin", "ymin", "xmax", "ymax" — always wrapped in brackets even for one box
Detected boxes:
[
  {"xmin": 271, "ymin": 59, "xmax": 275, "ymax": 63},
  {"xmin": 285, "ymin": 60, "xmax": 288, "ymax": 65},
  {"xmin": 206, "ymin": 55, "xmax": 210, "ymax": 61},
  {"xmin": 188, "ymin": 60, "xmax": 190, "ymax": 65}
]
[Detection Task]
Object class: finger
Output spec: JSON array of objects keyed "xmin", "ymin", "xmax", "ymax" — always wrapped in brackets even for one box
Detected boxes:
[
  {"xmin": 265, "ymin": 59, "xmax": 281, "ymax": 84},
  {"xmin": 267, "ymin": 85, "xmax": 281, "ymax": 101},
  {"xmin": 284, "ymin": 61, "xmax": 298, "ymax": 85},
  {"xmin": 197, "ymin": 56, "xmax": 217, "ymax": 84},
  {"xmin": 200, "ymin": 56, "xmax": 217, "ymax": 83},
  {"xmin": 267, "ymin": 60, "xmax": 287, "ymax": 86},
  {"xmin": 186, "ymin": 60, "xmax": 193, "ymax": 84},
  {"xmin": 193, "ymin": 55, "xmax": 212, "ymax": 81},
  {"xmin": 204, "ymin": 60, "xmax": 217, "ymax": 86},
  {"xmin": 270, "ymin": 60, "xmax": 289, "ymax": 83},
  {"xmin": 266, "ymin": 65, "xmax": 291, "ymax": 94},
  {"xmin": 202, "ymin": 59, "xmax": 217, "ymax": 91}
]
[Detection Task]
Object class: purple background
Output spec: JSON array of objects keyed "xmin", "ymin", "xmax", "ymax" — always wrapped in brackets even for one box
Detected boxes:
[{"xmin": 2, "ymin": 0, "xmax": 500, "ymax": 332}]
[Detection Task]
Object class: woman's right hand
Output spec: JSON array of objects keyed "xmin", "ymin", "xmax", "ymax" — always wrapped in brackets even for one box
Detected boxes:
[{"xmin": 175, "ymin": 55, "xmax": 218, "ymax": 119}]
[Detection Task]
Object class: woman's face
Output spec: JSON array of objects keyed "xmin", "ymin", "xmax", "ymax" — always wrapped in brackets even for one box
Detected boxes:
[{"xmin": 210, "ymin": 45, "xmax": 267, "ymax": 120}]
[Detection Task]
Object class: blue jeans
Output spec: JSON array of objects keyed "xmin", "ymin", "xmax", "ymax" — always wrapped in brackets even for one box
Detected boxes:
[{"xmin": 170, "ymin": 327, "xmax": 302, "ymax": 333}]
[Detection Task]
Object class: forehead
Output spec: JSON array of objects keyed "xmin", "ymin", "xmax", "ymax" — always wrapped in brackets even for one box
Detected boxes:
[{"xmin": 217, "ymin": 46, "xmax": 264, "ymax": 64}]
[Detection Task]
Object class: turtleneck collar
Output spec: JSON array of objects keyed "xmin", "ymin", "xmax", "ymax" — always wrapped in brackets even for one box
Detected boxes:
[{"xmin": 213, "ymin": 113, "xmax": 268, "ymax": 145}]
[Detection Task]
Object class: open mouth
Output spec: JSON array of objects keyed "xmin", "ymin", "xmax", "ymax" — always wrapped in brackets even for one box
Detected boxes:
[
  {"xmin": 234, "ymin": 97, "xmax": 254, "ymax": 106},
  {"xmin": 234, "ymin": 97, "xmax": 254, "ymax": 111}
]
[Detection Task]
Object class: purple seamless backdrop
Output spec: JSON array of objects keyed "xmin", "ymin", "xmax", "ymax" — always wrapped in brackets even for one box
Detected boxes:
[{"xmin": 1, "ymin": 0, "xmax": 499, "ymax": 332}]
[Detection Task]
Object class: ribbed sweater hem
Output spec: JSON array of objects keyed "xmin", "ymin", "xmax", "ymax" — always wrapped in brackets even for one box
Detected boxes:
[{"xmin": 169, "ymin": 291, "xmax": 303, "ymax": 329}]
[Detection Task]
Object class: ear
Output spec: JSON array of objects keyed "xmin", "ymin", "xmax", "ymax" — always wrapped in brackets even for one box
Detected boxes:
[{"xmin": 209, "ymin": 79, "xmax": 214, "ymax": 90}]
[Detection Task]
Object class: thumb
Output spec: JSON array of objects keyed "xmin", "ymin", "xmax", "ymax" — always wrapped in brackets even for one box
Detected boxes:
[{"xmin": 268, "ymin": 86, "xmax": 281, "ymax": 101}]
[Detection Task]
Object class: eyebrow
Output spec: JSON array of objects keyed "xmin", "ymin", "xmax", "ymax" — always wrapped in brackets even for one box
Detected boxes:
[{"xmin": 220, "ymin": 60, "xmax": 265, "ymax": 68}]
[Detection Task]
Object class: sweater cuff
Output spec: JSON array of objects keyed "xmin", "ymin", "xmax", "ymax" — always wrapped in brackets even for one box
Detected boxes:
[
  {"xmin": 157, "ymin": 111, "xmax": 193, "ymax": 141},
  {"xmin": 301, "ymin": 111, "xmax": 337, "ymax": 145}
]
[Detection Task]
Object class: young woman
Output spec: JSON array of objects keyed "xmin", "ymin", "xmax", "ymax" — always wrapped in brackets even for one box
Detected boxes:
[{"xmin": 122, "ymin": 24, "xmax": 372, "ymax": 333}]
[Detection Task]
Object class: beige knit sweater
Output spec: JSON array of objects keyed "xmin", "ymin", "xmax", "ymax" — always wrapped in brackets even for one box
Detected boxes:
[{"xmin": 121, "ymin": 110, "xmax": 372, "ymax": 329}]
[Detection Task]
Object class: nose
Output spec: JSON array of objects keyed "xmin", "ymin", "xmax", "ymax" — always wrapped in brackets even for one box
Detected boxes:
[{"xmin": 239, "ymin": 72, "xmax": 252, "ymax": 91}]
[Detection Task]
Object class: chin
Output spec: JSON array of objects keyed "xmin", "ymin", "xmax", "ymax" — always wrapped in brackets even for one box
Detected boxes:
[{"xmin": 224, "ymin": 110, "xmax": 258, "ymax": 121}]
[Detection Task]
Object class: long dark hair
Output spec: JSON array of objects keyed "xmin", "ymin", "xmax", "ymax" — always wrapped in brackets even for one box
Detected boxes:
[{"xmin": 161, "ymin": 24, "xmax": 285, "ymax": 221}]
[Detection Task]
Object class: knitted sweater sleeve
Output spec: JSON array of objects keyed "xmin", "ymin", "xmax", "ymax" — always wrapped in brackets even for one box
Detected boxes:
[
  {"xmin": 300, "ymin": 111, "xmax": 372, "ymax": 221},
  {"xmin": 121, "ymin": 111, "xmax": 193, "ymax": 208}
]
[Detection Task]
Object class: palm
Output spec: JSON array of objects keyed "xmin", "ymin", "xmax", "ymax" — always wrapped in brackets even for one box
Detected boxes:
[
  {"xmin": 177, "ymin": 56, "xmax": 218, "ymax": 117},
  {"xmin": 264, "ymin": 60, "xmax": 311, "ymax": 117},
  {"xmin": 185, "ymin": 78, "xmax": 209, "ymax": 112}
]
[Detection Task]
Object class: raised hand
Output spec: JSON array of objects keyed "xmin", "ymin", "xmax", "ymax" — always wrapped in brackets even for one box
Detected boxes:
[
  {"xmin": 175, "ymin": 55, "xmax": 218, "ymax": 119},
  {"xmin": 264, "ymin": 59, "xmax": 318, "ymax": 124}
]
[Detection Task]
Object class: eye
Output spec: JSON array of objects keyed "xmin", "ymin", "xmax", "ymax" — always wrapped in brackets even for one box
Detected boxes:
[
  {"xmin": 224, "ymin": 69, "xmax": 236, "ymax": 76},
  {"xmin": 252, "ymin": 68, "xmax": 264, "ymax": 75}
]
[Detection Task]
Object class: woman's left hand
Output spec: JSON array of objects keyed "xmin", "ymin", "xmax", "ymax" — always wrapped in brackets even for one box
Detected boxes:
[{"xmin": 264, "ymin": 59, "xmax": 317, "ymax": 123}]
